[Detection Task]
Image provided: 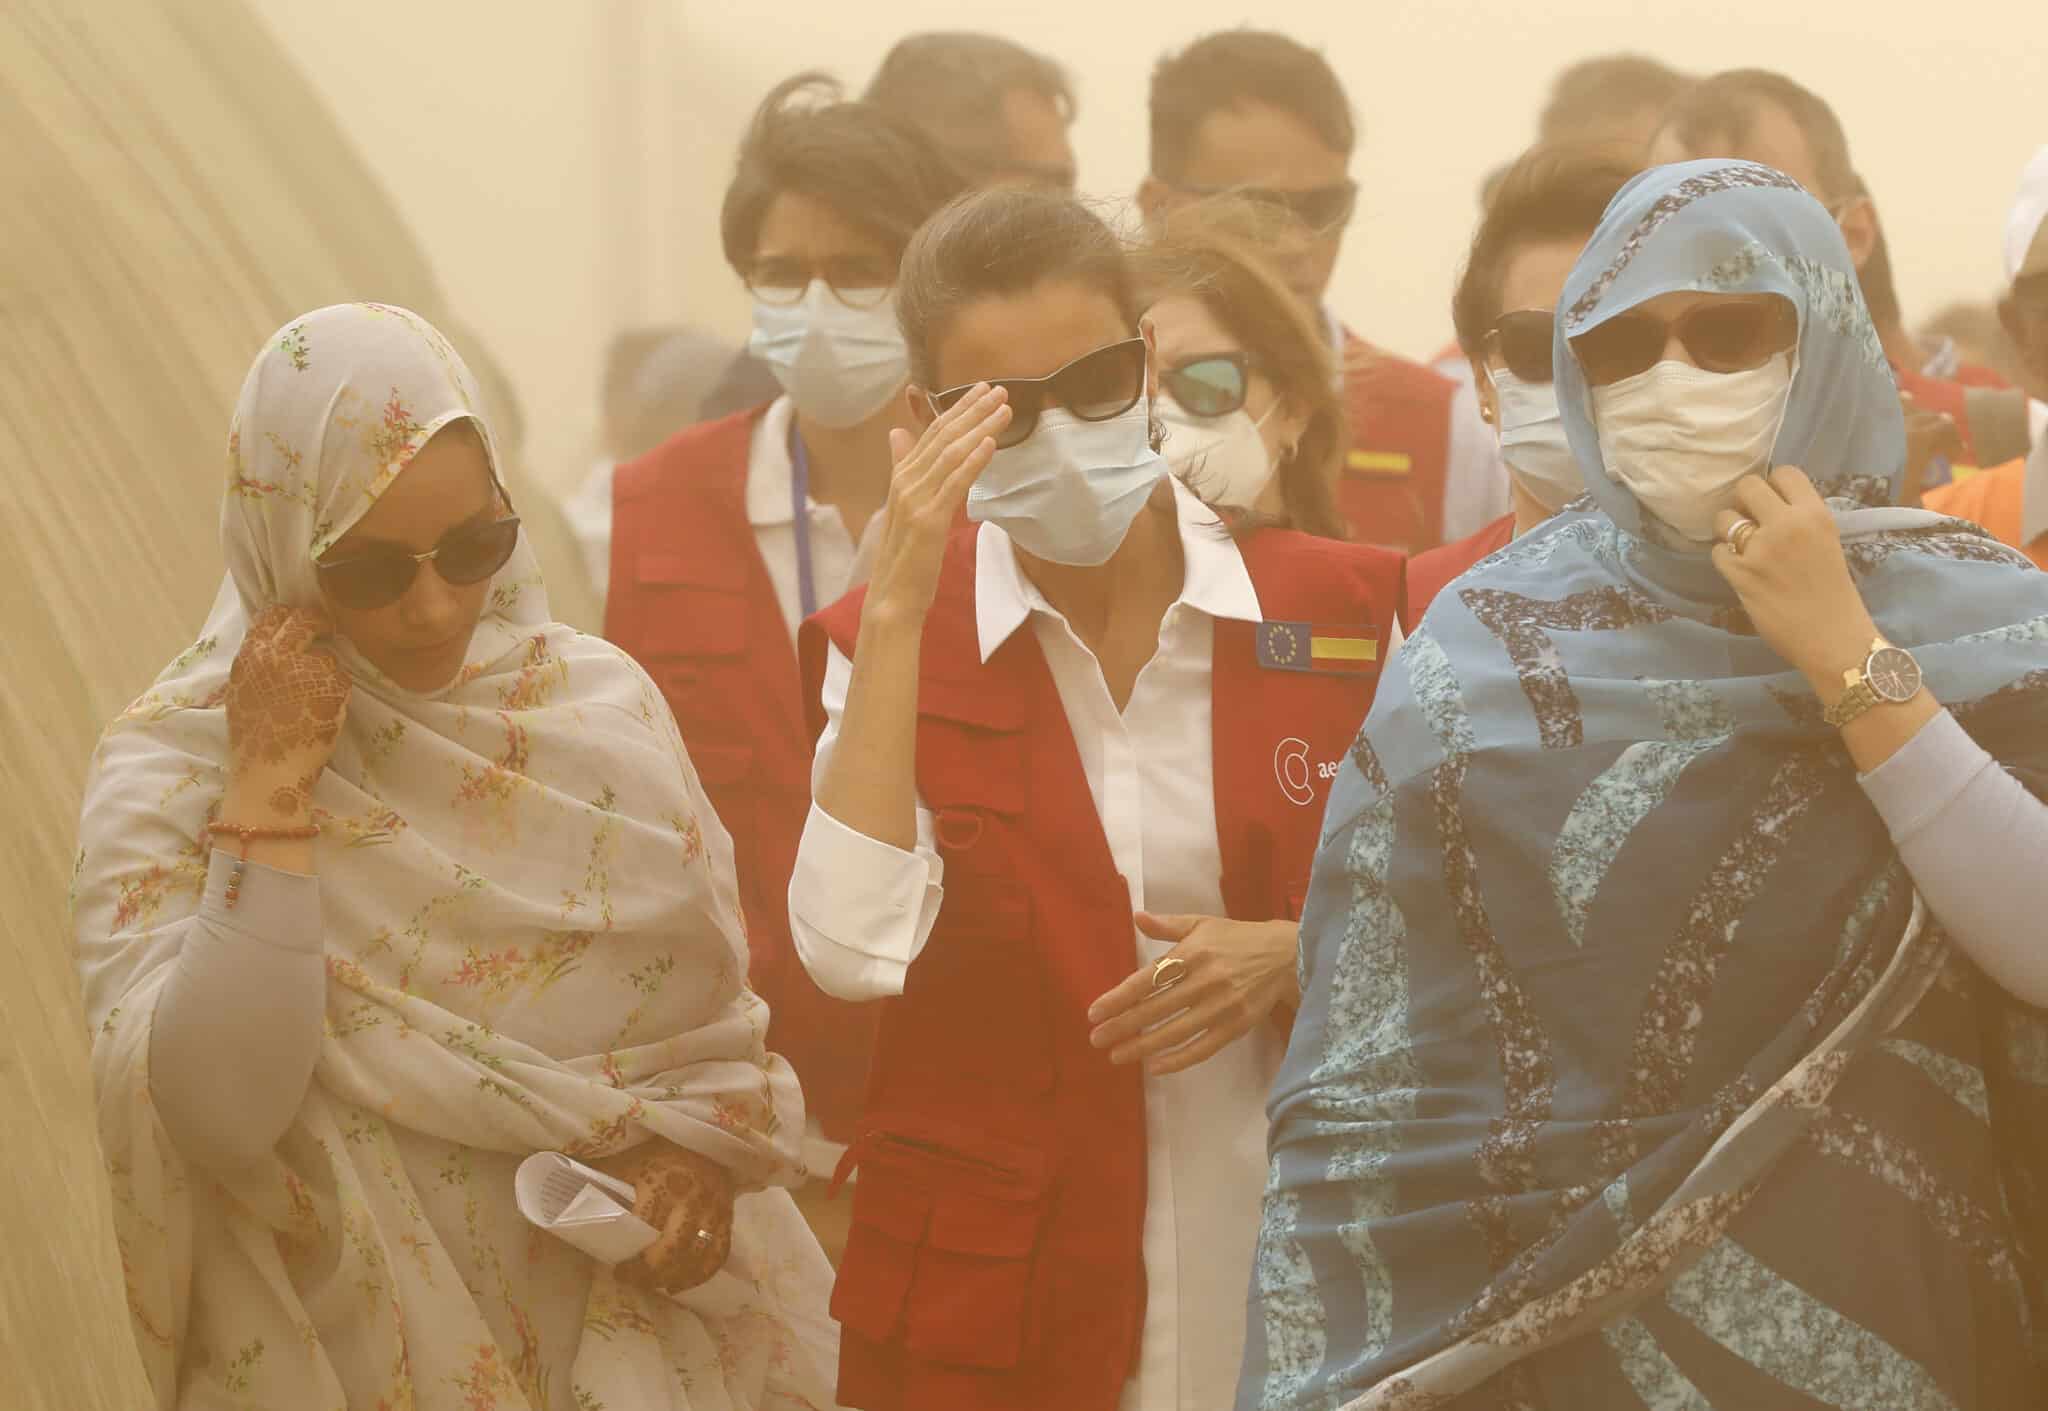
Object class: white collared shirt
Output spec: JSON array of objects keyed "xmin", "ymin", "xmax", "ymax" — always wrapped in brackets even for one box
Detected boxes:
[
  {"xmin": 788, "ymin": 479, "xmax": 1283, "ymax": 1411},
  {"xmin": 563, "ymin": 396, "xmax": 880, "ymax": 637}
]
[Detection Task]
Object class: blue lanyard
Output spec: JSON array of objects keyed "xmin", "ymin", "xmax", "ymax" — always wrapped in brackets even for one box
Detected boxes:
[{"xmin": 788, "ymin": 423, "xmax": 817, "ymax": 622}]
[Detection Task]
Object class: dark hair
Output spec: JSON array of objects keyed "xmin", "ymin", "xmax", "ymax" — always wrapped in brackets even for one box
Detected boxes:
[
  {"xmin": 864, "ymin": 33, "xmax": 1074, "ymax": 179},
  {"xmin": 1538, "ymin": 53, "xmax": 1691, "ymax": 142},
  {"xmin": 1656, "ymin": 68, "xmax": 1855, "ymax": 203},
  {"xmin": 1136, "ymin": 198, "xmax": 1348, "ymax": 539},
  {"xmin": 1451, "ymin": 143, "xmax": 1640, "ymax": 358},
  {"xmin": 896, "ymin": 187, "xmax": 1139, "ymax": 389},
  {"xmin": 1148, "ymin": 30, "xmax": 1354, "ymax": 185},
  {"xmin": 720, "ymin": 73, "xmax": 970, "ymax": 275}
]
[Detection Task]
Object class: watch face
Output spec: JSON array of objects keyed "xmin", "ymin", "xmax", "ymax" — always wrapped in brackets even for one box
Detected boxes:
[{"xmin": 1867, "ymin": 646, "xmax": 1922, "ymax": 703}]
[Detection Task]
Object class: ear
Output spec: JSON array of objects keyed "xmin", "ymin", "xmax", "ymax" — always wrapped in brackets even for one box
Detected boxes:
[
  {"xmin": 1136, "ymin": 177, "xmax": 1173, "ymax": 226},
  {"xmin": 1834, "ymin": 196, "xmax": 1880, "ymax": 273},
  {"xmin": 907, "ymin": 386, "xmax": 937, "ymax": 431},
  {"xmin": 1139, "ymin": 317, "xmax": 1161, "ymax": 403},
  {"xmin": 1469, "ymin": 357, "xmax": 1499, "ymax": 429}
]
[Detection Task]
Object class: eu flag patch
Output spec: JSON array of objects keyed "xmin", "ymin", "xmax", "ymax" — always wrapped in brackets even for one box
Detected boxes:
[{"xmin": 1257, "ymin": 622, "xmax": 1379, "ymax": 674}]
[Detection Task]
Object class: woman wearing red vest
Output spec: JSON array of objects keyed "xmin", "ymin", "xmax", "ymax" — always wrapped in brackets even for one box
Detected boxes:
[
  {"xmin": 1404, "ymin": 143, "xmax": 1637, "ymax": 630},
  {"xmin": 596, "ymin": 76, "xmax": 967, "ymax": 1189},
  {"xmin": 788, "ymin": 188, "xmax": 1403, "ymax": 1411}
]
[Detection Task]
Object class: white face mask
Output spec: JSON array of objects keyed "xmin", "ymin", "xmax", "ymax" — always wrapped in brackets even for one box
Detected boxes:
[
  {"xmin": 1160, "ymin": 396, "xmax": 1277, "ymax": 510},
  {"xmin": 1488, "ymin": 368, "xmax": 1584, "ymax": 513},
  {"xmin": 1591, "ymin": 351, "xmax": 1795, "ymax": 543},
  {"xmin": 746, "ymin": 282, "xmax": 908, "ymax": 429},
  {"xmin": 968, "ymin": 404, "xmax": 1167, "ymax": 566}
]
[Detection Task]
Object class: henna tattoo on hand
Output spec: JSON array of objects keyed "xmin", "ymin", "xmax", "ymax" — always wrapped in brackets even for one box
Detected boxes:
[{"xmin": 226, "ymin": 605, "xmax": 352, "ymax": 769}]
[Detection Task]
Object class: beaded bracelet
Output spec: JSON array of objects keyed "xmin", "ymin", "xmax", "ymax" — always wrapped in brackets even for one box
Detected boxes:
[{"xmin": 205, "ymin": 821, "xmax": 319, "ymax": 909}]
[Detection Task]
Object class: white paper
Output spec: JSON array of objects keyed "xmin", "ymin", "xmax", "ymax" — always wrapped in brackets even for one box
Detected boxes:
[{"xmin": 515, "ymin": 1151, "xmax": 660, "ymax": 1265}]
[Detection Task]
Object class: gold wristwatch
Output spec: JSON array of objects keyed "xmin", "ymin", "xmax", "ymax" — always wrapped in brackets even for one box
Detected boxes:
[{"xmin": 1822, "ymin": 636, "xmax": 1924, "ymax": 728}]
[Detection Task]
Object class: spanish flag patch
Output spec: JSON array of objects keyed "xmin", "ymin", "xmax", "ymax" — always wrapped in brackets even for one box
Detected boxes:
[
  {"xmin": 1346, "ymin": 449, "xmax": 1413, "ymax": 477},
  {"xmin": 1257, "ymin": 622, "xmax": 1379, "ymax": 674}
]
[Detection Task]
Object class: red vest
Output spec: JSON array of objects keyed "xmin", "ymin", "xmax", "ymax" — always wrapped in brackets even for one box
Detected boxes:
[
  {"xmin": 1337, "ymin": 331, "xmax": 1461, "ymax": 555},
  {"xmin": 798, "ymin": 525, "xmax": 1402, "ymax": 1411},
  {"xmin": 606, "ymin": 406, "xmax": 876, "ymax": 1138},
  {"xmin": 1403, "ymin": 511, "xmax": 1516, "ymax": 632}
]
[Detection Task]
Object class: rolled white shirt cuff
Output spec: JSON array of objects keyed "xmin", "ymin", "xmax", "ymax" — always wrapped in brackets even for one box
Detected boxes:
[{"xmin": 787, "ymin": 801, "xmax": 943, "ymax": 1001}]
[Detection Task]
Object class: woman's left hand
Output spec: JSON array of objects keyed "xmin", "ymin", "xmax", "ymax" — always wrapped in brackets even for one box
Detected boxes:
[
  {"xmin": 591, "ymin": 1142, "xmax": 736, "ymax": 1295},
  {"xmin": 1086, "ymin": 914, "xmax": 1298, "ymax": 1076},
  {"xmin": 1710, "ymin": 467, "xmax": 1881, "ymax": 692}
]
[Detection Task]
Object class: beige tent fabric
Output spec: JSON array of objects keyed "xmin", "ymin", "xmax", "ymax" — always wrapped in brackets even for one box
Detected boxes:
[{"xmin": 0, "ymin": 2, "xmax": 588, "ymax": 1403}]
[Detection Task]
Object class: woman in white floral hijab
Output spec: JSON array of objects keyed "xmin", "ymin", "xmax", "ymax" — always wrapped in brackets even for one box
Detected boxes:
[{"xmin": 73, "ymin": 303, "xmax": 840, "ymax": 1410}]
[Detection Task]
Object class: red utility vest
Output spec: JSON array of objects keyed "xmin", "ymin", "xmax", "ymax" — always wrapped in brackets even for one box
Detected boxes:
[
  {"xmin": 798, "ymin": 524, "xmax": 1402, "ymax": 1411},
  {"xmin": 607, "ymin": 405, "xmax": 876, "ymax": 1139},
  {"xmin": 1337, "ymin": 331, "xmax": 1461, "ymax": 555},
  {"xmin": 1403, "ymin": 511, "xmax": 1516, "ymax": 633}
]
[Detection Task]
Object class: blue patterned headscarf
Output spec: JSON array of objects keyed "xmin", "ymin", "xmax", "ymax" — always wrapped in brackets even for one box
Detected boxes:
[{"xmin": 1241, "ymin": 164, "xmax": 2048, "ymax": 1411}]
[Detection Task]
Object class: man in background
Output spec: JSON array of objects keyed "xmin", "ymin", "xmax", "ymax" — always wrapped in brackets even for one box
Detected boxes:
[
  {"xmin": 1650, "ymin": 70, "xmax": 2030, "ymax": 473},
  {"xmin": 1139, "ymin": 28, "xmax": 1501, "ymax": 553},
  {"xmin": 1925, "ymin": 146, "xmax": 2048, "ymax": 569},
  {"xmin": 865, "ymin": 31, "xmax": 1078, "ymax": 190},
  {"xmin": 1538, "ymin": 52, "xmax": 1691, "ymax": 149}
]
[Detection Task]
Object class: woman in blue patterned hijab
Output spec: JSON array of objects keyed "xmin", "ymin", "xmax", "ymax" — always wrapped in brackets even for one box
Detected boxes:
[{"xmin": 1242, "ymin": 162, "xmax": 2048, "ymax": 1410}]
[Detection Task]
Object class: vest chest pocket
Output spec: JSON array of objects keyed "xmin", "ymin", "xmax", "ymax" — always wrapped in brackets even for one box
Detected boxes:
[
  {"xmin": 831, "ymin": 1121, "xmax": 1051, "ymax": 1370},
  {"xmin": 897, "ymin": 873, "xmax": 1051, "ymax": 1097}
]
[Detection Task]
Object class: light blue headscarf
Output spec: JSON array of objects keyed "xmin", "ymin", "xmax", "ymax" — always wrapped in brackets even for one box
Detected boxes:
[{"xmin": 1241, "ymin": 163, "xmax": 2048, "ymax": 1411}]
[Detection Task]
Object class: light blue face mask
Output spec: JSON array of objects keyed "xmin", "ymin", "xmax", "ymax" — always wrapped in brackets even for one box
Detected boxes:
[{"xmin": 967, "ymin": 403, "xmax": 1167, "ymax": 566}]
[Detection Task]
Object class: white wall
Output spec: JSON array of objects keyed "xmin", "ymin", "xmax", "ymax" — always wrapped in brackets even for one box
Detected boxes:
[{"xmin": 262, "ymin": 0, "xmax": 2046, "ymax": 493}]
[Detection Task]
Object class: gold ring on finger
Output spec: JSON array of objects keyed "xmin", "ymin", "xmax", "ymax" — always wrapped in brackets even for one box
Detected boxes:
[
  {"xmin": 1725, "ymin": 517, "xmax": 1760, "ymax": 555},
  {"xmin": 1151, "ymin": 955, "xmax": 1189, "ymax": 992}
]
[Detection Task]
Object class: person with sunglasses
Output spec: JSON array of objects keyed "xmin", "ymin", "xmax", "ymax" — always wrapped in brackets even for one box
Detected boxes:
[
  {"xmin": 594, "ymin": 75, "xmax": 968, "ymax": 1216},
  {"xmin": 1405, "ymin": 143, "xmax": 1640, "ymax": 628},
  {"xmin": 1136, "ymin": 196, "xmax": 1350, "ymax": 539},
  {"xmin": 74, "ymin": 304, "xmax": 843, "ymax": 1409},
  {"xmin": 1139, "ymin": 29, "xmax": 1503, "ymax": 558},
  {"xmin": 785, "ymin": 186, "xmax": 1403, "ymax": 1411},
  {"xmin": 1242, "ymin": 160, "xmax": 2048, "ymax": 1411}
]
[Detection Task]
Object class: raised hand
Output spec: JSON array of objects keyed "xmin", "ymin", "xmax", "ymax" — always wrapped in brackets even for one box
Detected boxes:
[
  {"xmin": 863, "ymin": 384, "xmax": 1010, "ymax": 627},
  {"xmin": 223, "ymin": 605, "xmax": 351, "ymax": 821}
]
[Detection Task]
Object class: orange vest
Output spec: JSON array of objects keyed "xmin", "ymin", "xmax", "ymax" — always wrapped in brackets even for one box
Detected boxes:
[{"xmin": 1924, "ymin": 457, "xmax": 2048, "ymax": 570}]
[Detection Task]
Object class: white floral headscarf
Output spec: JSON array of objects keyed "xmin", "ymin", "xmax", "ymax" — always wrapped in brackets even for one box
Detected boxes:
[{"xmin": 73, "ymin": 304, "xmax": 838, "ymax": 1410}]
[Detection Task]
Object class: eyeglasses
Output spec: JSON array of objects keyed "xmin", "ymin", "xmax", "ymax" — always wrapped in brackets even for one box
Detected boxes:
[
  {"xmin": 1485, "ymin": 310, "xmax": 1559, "ymax": 384},
  {"xmin": 317, "ymin": 515, "xmax": 523, "ymax": 611},
  {"xmin": 743, "ymin": 257, "xmax": 896, "ymax": 310},
  {"xmin": 1172, "ymin": 180, "xmax": 1359, "ymax": 233},
  {"xmin": 928, "ymin": 337, "xmax": 1148, "ymax": 448},
  {"xmin": 1570, "ymin": 296, "xmax": 1798, "ymax": 387},
  {"xmin": 1162, "ymin": 353, "xmax": 1259, "ymax": 417}
]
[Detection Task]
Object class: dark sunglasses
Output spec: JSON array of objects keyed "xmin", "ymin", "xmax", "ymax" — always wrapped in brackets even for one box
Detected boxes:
[
  {"xmin": 1173, "ymin": 180, "xmax": 1358, "ymax": 232},
  {"xmin": 317, "ymin": 515, "xmax": 523, "ymax": 611},
  {"xmin": 1571, "ymin": 296, "xmax": 1798, "ymax": 388},
  {"xmin": 1485, "ymin": 310, "xmax": 1559, "ymax": 384},
  {"xmin": 928, "ymin": 337, "xmax": 1147, "ymax": 448},
  {"xmin": 1162, "ymin": 353, "xmax": 1257, "ymax": 417}
]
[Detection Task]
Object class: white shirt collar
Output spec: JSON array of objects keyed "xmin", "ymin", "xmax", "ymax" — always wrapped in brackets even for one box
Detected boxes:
[
  {"xmin": 972, "ymin": 477, "xmax": 1264, "ymax": 663},
  {"xmin": 743, "ymin": 396, "xmax": 800, "ymax": 527}
]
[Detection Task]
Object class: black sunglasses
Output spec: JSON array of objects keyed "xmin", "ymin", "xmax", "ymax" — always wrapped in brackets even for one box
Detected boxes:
[
  {"xmin": 317, "ymin": 515, "xmax": 523, "ymax": 611},
  {"xmin": 928, "ymin": 337, "xmax": 1147, "ymax": 448},
  {"xmin": 1571, "ymin": 296, "xmax": 1798, "ymax": 388},
  {"xmin": 1173, "ymin": 180, "xmax": 1358, "ymax": 232},
  {"xmin": 1162, "ymin": 353, "xmax": 1258, "ymax": 417},
  {"xmin": 1486, "ymin": 310, "xmax": 1558, "ymax": 384}
]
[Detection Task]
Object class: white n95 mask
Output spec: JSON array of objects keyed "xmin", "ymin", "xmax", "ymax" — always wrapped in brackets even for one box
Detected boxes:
[
  {"xmin": 746, "ymin": 282, "xmax": 909, "ymax": 429},
  {"xmin": 1160, "ymin": 398, "xmax": 1277, "ymax": 510},
  {"xmin": 1591, "ymin": 351, "xmax": 1794, "ymax": 543},
  {"xmin": 1488, "ymin": 368, "xmax": 1583, "ymax": 512},
  {"xmin": 968, "ymin": 404, "xmax": 1167, "ymax": 566}
]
